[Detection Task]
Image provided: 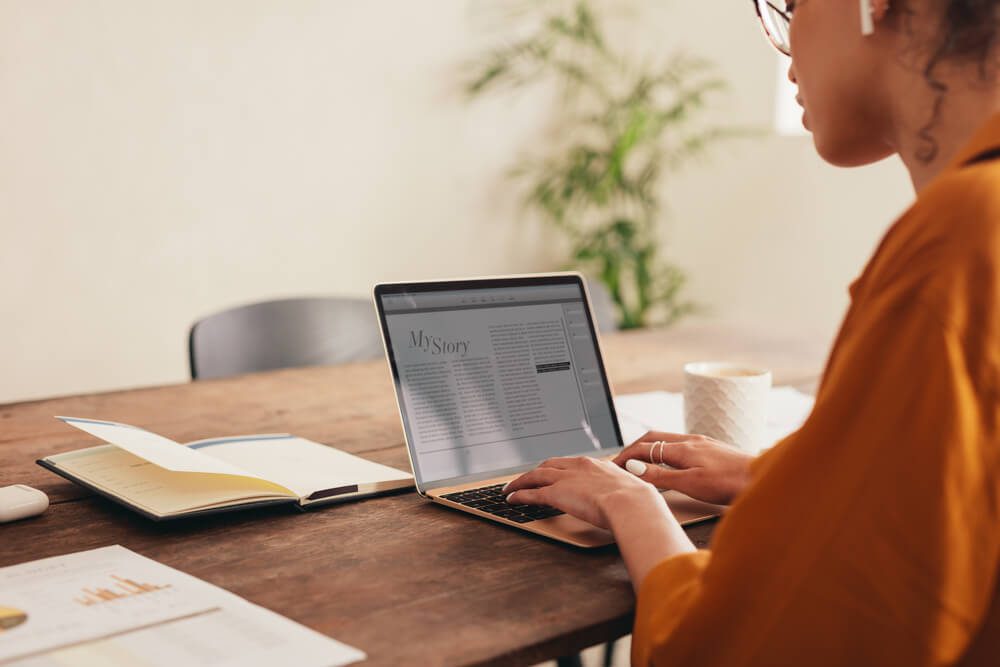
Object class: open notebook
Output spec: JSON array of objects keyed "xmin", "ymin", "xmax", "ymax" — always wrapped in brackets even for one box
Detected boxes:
[{"xmin": 38, "ymin": 417, "xmax": 414, "ymax": 520}]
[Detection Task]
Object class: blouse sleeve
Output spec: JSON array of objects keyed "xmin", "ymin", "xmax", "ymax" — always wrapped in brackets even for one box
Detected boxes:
[{"xmin": 631, "ymin": 298, "xmax": 1000, "ymax": 666}]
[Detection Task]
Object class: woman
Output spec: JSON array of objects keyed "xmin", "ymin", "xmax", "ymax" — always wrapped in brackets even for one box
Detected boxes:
[{"xmin": 504, "ymin": 0, "xmax": 1000, "ymax": 664}]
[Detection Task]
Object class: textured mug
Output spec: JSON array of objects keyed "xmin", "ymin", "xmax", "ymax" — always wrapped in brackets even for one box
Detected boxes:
[{"xmin": 683, "ymin": 362, "xmax": 772, "ymax": 454}]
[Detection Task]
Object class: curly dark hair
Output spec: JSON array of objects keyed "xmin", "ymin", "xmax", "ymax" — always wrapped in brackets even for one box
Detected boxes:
[{"xmin": 914, "ymin": 0, "xmax": 1000, "ymax": 161}]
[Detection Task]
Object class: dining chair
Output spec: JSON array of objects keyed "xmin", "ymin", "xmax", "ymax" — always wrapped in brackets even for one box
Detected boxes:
[{"xmin": 188, "ymin": 296, "xmax": 384, "ymax": 380}]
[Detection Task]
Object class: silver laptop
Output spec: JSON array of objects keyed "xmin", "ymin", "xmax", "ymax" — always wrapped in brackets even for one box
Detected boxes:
[{"xmin": 374, "ymin": 274, "xmax": 720, "ymax": 548}]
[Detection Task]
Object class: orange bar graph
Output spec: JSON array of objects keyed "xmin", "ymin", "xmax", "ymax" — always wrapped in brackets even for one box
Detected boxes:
[{"xmin": 73, "ymin": 575, "xmax": 172, "ymax": 606}]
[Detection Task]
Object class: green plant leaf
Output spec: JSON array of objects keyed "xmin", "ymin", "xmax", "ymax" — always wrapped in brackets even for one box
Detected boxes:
[{"xmin": 464, "ymin": 0, "xmax": 749, "ymax": 329}]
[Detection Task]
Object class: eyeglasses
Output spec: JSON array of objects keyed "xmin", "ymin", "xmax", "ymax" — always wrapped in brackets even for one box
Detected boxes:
[{"xmin": 751, "ymin": 0, "xmax": 792, "ymax": 56}]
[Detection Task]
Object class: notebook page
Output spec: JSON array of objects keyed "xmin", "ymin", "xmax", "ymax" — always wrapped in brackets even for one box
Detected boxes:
[
  {"xmin": 57, "ymin": 417, "xmax": 295, "ymax": 496},
  {"xmin": 45, "ymin": 446, "xmax": 295, "ymax": 515},
  {"xmin": 187, "ymin": 435, "xmax": 412, "ymax": 498}
]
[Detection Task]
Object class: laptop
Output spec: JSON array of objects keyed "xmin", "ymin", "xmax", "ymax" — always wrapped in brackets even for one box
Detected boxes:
[{"xmin": 373, "ymin": 274, "xmax": 722, "ymax": 548}]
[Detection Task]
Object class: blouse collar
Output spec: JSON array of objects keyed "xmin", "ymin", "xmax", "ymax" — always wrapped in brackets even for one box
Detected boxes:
[{"xmin": 944, "ymin": 111, "xmax": 1000, "ymax": 171}]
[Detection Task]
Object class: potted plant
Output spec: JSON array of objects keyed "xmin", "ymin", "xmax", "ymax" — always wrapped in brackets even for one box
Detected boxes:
[{"xmin": 467, "ymin": 1, "xmax": 741, "ymax": 329}]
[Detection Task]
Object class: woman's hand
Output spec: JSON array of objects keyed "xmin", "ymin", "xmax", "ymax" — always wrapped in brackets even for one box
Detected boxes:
[
  {"xmin": 612, "ymin": 432, "xmax": 755, "ymax": 506},
  {"xmin": 503, "ymin": 455, "xmax": 664, "ymax": 530},
  {"xmin": 504, "ymin": 455, "xmax": 697, "ymax": 592}
]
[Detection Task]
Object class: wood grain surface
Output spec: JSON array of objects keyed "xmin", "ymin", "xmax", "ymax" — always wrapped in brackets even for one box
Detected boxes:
[{"xmin": 0, "ymin": 321, "xmax": 826, "ymax": 666}]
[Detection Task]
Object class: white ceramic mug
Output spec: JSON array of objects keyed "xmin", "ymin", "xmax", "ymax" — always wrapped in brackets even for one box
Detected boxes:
[{"xmin": 683, "ymin": 361, "xmax": 772, "ymax": 454}]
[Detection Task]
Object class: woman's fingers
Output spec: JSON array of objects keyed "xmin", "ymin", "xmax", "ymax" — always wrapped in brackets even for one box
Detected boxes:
[
  {"xmin": 612, "ymin": 441, "xmax": 661, "ymax": 466},
  {"xmin": 657, "ymin": 442, "xmax": 699, "ymax": 468},
  {"xmin": 611, "ymin": 432, "xmax": 694, "ymax": 466},
  {"xmin": 503, "ymin": 467, "xmax": 564, "ymax": 494},
  {"xmin": 613, "ymin": 439, "xmax": 697, "ymax": 469},
  {"xmin": 625, "ymin": 438, "xmax": 753, "ymax": 505},
  {"xmin": 624, "ymin": 458, "xmax": 693, "ymax": 490},
  {"xmin": 505, "ymin": 486, "xmax": 549, "ymax": 506}
]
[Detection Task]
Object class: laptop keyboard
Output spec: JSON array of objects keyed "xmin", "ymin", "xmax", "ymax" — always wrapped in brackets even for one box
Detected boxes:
[{"xmin": 440, "ymin": 483, "xmax": 564, "ymax": 523}]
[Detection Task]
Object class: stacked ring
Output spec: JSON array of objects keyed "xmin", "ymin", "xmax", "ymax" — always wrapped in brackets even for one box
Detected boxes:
[{"xmin": 652, "ymin": 440, "xmax": 665, "ymax": 465}]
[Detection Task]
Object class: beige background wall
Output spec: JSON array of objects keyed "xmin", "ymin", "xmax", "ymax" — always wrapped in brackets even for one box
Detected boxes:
[{"xmin": 0, "ymin": 1, "xmax": 913, "ymax": 404}]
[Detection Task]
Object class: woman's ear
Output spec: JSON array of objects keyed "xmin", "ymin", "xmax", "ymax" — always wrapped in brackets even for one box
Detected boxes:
[{"xmin": 871, "ymin": 0, "xmax": 891, "ymax": 23}]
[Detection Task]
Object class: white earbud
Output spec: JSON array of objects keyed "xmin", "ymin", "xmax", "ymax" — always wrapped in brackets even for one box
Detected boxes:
[{"xmin": 860, "ymin": 0, "xmax": 875, "ymax": 35}]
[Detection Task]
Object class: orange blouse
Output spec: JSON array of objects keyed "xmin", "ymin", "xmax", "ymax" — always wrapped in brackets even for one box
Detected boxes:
[{"xmin": 633, "ymin": 113, "xmax": 1000, "ymax": 666}]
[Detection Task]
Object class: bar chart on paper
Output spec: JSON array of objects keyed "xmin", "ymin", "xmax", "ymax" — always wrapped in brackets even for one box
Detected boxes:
[
  {"xmin": 0, "ymin": 547, "xmax": 216, "ymax": 663},
  {"xmin": 73, "ymin": 575, "xmax": 172, "ymax": 607},
  {"xmin": 0, "ymin": 546, "xmax": 365, "ymax": 667}
]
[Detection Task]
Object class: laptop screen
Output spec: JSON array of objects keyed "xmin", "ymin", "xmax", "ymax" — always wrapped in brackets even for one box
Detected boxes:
[{"xmin": 375, "ymin": 276, "xmax": 623, "ymax": 489}]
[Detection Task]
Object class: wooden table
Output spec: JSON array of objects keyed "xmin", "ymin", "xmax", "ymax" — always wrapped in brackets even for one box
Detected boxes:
[{"xmin": 0, "ymin": 322, "xmax": 826, "ymax": 666}]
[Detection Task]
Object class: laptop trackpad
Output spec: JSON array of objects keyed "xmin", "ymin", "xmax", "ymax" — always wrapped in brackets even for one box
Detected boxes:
[{"xmin": 664, "ymin": 490, "xmax": 725, "ymax": 525}]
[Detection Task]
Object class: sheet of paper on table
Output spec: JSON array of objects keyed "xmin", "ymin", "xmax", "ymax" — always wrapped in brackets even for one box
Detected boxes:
[
  {"xmin": 0, "ymin": 546, "xmax": 364, "ymax": 667},
  {"xmin": 614, "ymin": 386, "xmax": 816, "ymax": 452}
]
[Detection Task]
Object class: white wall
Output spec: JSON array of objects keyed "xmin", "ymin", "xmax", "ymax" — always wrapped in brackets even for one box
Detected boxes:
[{"xmin": 0, "ymin": 1, "xmax": 913, "ymax": 404}]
